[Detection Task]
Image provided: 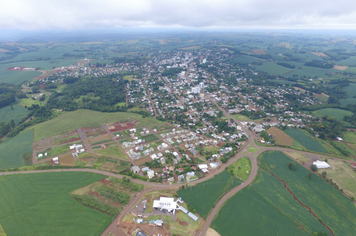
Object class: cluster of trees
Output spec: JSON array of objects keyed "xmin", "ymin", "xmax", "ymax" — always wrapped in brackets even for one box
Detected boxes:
[
  {"xmin": 310, "ymin": 116, "xmax": 345, "ymax": 140},
  {"xmin": 277, "ymin": 62, "xmax": 295, "ymax": 69},
  {"xmin": 305, "ymin": 60, "xmax": 334, "ymax": 69},
  {"xmin": 162, "ymin": 68, "xmax": 183, "ymax": 76},
  {"xmin": 71, "ymin": 193, "xmax": 120, "ymax": 217},
  {"xmin": 0, "ymin": 84, "xmax": 26, "ymax": 109},
  {"xmin": 47, "ymin": 75, "xmax": 127, "ymax": 112}
]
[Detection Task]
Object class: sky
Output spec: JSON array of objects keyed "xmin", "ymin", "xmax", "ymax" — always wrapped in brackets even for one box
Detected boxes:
[{"xmin": 1, "ymin": 0, "xmax": 356, "ymax": 30}]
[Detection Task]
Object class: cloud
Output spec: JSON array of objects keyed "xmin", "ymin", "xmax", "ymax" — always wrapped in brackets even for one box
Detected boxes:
[{"xmin": 1, "ymin": 0, "xmax": 356, "ymax": 30}]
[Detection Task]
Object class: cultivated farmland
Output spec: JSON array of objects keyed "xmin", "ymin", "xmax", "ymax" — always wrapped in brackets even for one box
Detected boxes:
[
  {"xmin": 0, "ymin": 172, "xmax": 111, "ymax": 236},
  {"xmin": 0, "ymin": 129, "xmax": 33, "ymax": 169},
  {"xmin": 266, "ymin": 127, "xmax": 294, "ymax": 146},
  {"xmin": 211, "ymin": 151, "xmax": 356, "ymax": 236},
  {"xmin": 284, "ymin": 129, "xmax": 327, "ymax": 153},
  {"xmin": 177, "ymin": 171, "xmax": 241, "ymax": 219},
  {"xmin": 0, "ymin": 100, "xmax": 29, "ymax": 125}
]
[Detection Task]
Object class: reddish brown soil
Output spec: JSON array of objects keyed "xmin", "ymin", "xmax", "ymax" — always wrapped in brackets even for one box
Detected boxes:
[
  {"xmin": 268, "ymin": 169, "xmax": 335, "ymax": 236},
  {"xmin": 178, "ymin": 220, "xmax": 188, "ymax": 226},
  {"xmin": 109, "ymin": 122, "xmax": 135, "ymax": 132}
]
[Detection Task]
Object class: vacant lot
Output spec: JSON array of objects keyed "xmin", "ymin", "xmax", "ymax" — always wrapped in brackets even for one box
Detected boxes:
[
  {"xmin": 284, "ymin": 129, "xmax": 327, "ymax": 153},
  {"xmin": 59, "ymin": 153, "xmax": 75, "ymax": 166},
  {"xmin": 211, "ymin": 151, "xmax": 356, "ymax": 236},
  {"xmin": 0, "ymin": 129, "xmax": 33, "ymax": 169},
  {"xmin": 177, "ymin": 171, "xmax": 241, "ymax": 219},
  {"xmin": 253, "ymin": 49, "xmax": 266, "ymax": 54},
  {"xmin": 312, "ymin": 52, "xmax": 328, "ymax": 57},
  {"xmin": 267, "ymin": 127, "xmax": 294, "ymax": 146},
  {"xmin": 0, "ymin": 172, "xmax": 111, "ymax": 236},
  {"xmin": 94, "ymin": 143, "xmax": 128, "ymax": 160},
  {"xmin": 29, "ymin": 109, "xmax": 168, "ymax": 141},
  {"xmin": 88, "ymin": 134, "xmax": 112, "ymax": 145},
  {"xmin": 318, "ymin": 159, "xmax": 356, "ymax": 199},
  {"xmin": 333, "ymin": 65, "xmax": 349, "ymax": 70}
]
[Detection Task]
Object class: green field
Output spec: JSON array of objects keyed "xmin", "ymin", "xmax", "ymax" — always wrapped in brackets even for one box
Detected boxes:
[
  {"xmin": 0, "ymin": 100, "xmax": 29, "ymax": 125},
  {"xmin": 28, "ymin": 109, "xmax": 169, "ymax": 141},
  {"xmin": 226, "ymin": 157, "xmax": 251, "ymax": 181},
  {"xmin": 312, "ymin": 108, "xmax": 353, "ymax": 121},
  {"xmin": 284, "ymin": 129, "xmax": 327, "ymax": 153},
  {"xmin": 343, "ymin": 131, "xmax": 356, "ymax": 150},
  {"xmin": 247, "ymin": 146, "xmax": 258, "ymax": 153},
  {"xmin": 0, "ymin": 172, "xmax": 111, "ymax": 236},
  {"xmin": 138, "ymin": 134, "xmax": 159, "ymax": 143},
  {"xmin": 211, "ymin": 151, "xmax": 356, "ymax": 236},
  {"xmin": 177, "ymin": 171, "xmax": 241, "ymax": 219},
  {"xmin": 0, "ymin": 129, "xmax": 33, "ymax": 169}
]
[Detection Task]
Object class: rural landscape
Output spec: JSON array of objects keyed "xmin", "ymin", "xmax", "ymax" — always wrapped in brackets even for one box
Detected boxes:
[{"xmin": 1, "ymin": 23, "xmax": 356, "ymax": 236}]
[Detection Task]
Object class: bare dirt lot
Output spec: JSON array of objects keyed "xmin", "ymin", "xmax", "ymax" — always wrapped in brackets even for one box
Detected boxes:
[
  {"xmin": 59, "ymin": 153, "xmax": 75, "ymax": 166},
  {"xmin": 253, "ymin": 49, "xmax": 266, "ymax": 54},
  {"xmin": 206, "ymin": 228, "xmax": 221, "ymax": 236},
  {"xmin": 333, "ymin": 65, "xmax": 349, "ymax": 71},
  {"xmin": 267, "ymin": 127, "xmax": 294, "ymax": 146},
  {"xmin": 108, "ymin": 122, "xmax": 135, "ymax": 132},
  {"xmin": 134, "ymin": 156, "xmax": 153, "ymax": 166},
  {"xmin": 312, "ymin": 52, "xmax": 328, "ymax": 57}
]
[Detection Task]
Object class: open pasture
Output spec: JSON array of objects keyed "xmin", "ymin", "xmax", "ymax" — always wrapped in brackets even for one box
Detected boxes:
[
  {"xmin": 284, "ymin": 129, "xmax": 327, "ymax": 153},
  {"xmin": 88, "ymin": 134, "xmax": 112, "ymax": 145},
  {"xmin": 226, "ymin": 157, "xmax": 251, "ymax": 181},
  {"xmin": 0, "ymin": 172, "xmax": 111, "ymax": 236},
  {"xmin": 318, "ymin": 159, "xmax": 356, "ymax": 199},
  {"xmin": 94, "ymin": 143, "xmax": 128, "ymax": 160},
  {"xmin": 312, "ymin": 108, "xmax": 353, "ymax": 121},
  {"xmin": 29, "ymin": 109, "xmax": 167, "ymax": 141},
  {"xmin": 211, "ymin": 151, "xmax": 356, "ymax": 236},
  {"xmin": 177, "ymin": 171, "xmax": 241, "ymax": 219}
]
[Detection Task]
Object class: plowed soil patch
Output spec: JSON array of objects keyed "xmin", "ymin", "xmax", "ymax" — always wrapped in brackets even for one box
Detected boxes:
[{"xmin": 267, "ymin": 127, "xmax": 293, "ymax": 146}]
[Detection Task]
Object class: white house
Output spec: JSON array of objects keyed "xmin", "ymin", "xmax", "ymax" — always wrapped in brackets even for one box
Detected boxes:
[
  {"xmin": 147, "ymin": 170, "xmax": 155, "ymax": 179},
  {"xmin": 153, "ymin": 197, "xmax": 179, "ymax": 213}
]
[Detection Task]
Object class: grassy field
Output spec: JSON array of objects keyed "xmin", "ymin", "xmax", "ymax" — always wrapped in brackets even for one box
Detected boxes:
[
  {"xmin": 231, "ymin": 114, "xmax": 255, "ymax": 121},
  {"xmin": 343, "ymin": 131, "xmax": 356, "ymax": 150},
  {"xmin": 94, "ymin": 143, "xmax": 128, "ymax": 160},
  {"xmin": 247, "ymin": 146, "xmax": 258, "ymax": 153},
  {"xmin": 284, "ymin": 129, "xmax": 327, "ymax": 153},
  {"xmin": 284, "ymin": 151, "xmax": 311, "ymax": 163},
  {"xmin": 318, "ymin": 159, "xmax": 356, "ymax": 199},
  {"xmin": 0, "ymin": 129, "xmax": 33, "ymax": 169},
  {"xmin": 226, "ymin": 157, "xmax": 251, "ymax": 181},
  {"xmin": 211, "ymin": 151, "xmax": 356, "ymax": 236},
  {"xmin": 28, "ymin": 109, "xmax": 169, "ymax": 141},
  {"xmin": 312, "ymin": 108, "xmax": 353, "ymax": 121},
  {"xmin": 0, "ymin": 172, "xmax": 111, "ymax": 236},
  {"xmin": 0, "ymin": 100, "xmax": 29, "ymax": 125},
  {"xmin": 177, "ymin": 171, "xmax": 242, "ymax": 219}
]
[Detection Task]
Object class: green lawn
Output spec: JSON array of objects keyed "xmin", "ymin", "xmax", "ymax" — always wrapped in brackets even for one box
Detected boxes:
[
  {"xmin": 0, "ymin": 172, "xmax": 111, "ymax": 236},
  {"xmin": 177, "ymin": 171, "xmax": 242, "ymax": 219},
  {"xmin": 211, "ymin": 151, "xmax": 356, "ymax": 236},
  {"xmin": 284, "ymin": 129, "xmax": 327, "ymax": 153},
  {"xmin": 0, "ymin": 129, "xmax": 33, "ymax": 169},
  {"xmin": 247, "ymin": 146, "xmax": 258, "ymax": 153},
  {"xmin": 226, "ymin": 157, "xmax": 251, "ymax": 181},
  {"xmin": 138, "ymin": 134, "xmax": 159, "ymax": 143},
  {"xmin": 0, "ymin": 99, "xmax": 29, "ymax": 125},
  {"xmin": 28, "ymin": 109, "xmax": 169, "ymax": 141}
]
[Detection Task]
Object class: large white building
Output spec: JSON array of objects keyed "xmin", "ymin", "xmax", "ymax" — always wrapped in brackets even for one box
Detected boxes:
[
  {"xmin": 191, "ymin": 87, "xmax": 200, "ymax": 94},
  {"xmin": 313, "ymin": 160, "xmax": 331, "ymax": 169},
  {"xmin": 153, "ymin": 197, "xmax": 180, "ymax": 213}
]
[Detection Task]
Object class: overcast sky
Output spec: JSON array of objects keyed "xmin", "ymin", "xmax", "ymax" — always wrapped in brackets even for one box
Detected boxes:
[{"xmin": 1, "ymin": 0, "xmax": 356, "ymax": 30}]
